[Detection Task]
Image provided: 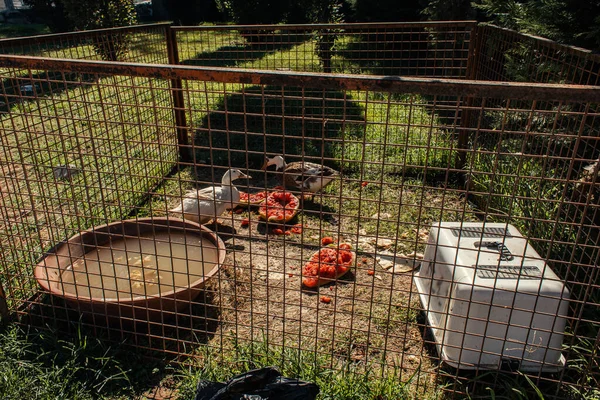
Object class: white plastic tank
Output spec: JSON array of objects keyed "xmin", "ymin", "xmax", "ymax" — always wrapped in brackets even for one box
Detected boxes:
[{"xmin": 413, "ymin": 222, "xmax": 570, "ymax": 372}]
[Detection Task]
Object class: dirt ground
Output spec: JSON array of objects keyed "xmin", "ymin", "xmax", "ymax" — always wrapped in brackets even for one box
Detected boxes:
[{"xmin": 201, "ymin": 203, "xmax": 442, "ymax": 386}]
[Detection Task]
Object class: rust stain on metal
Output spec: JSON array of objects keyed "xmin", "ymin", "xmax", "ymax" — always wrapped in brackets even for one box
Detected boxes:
[{"xmin": 1, "ymin": 55, "xmax": 599, "ymax": 102}]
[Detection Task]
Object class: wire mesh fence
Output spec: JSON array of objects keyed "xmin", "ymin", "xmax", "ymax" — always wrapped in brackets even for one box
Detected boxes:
[
  {"xmin": 1, "ymin": 22, "xmax": 600, "ymax": 399},
  {"xmin": 474, "ymin": 24, "xmax": 600, "ymax": 86},
  {"xmin": 173, "ymin": 22, "xmax": 476, "ymax": 77},
  {"xmin": 0, "ymin": 23, "xmax": 171, "ymax": 63}
]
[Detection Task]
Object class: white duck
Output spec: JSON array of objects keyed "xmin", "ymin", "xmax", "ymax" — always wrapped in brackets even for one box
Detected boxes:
[{"xmin": 169, "ymin": 169, "xmax": 251, "ymax": 224}]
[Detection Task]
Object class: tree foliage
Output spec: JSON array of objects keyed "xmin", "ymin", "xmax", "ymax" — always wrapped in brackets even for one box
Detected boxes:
[
  {"xmin": 25, "ymin": 0, "xmax": 600, "ymax": 53},
  {"xmin": 353, "ymin": 0, "xmax": 421, "ymax": 22},
  {"xmin": 61, "ymin": 0, "xmax": 136, "ymax": 31},
  {"xmin": 24, "ymin": 0, "xmax": 137, "ymax": 60},
  {"xmin": 157, "ymin": 0, "xmax": 224, "ymax": 25},
  {"xmin": 475, "ymin": 0, "xmax": 600, "ymax": 51},
  {"xmin": 420, "ymin": 0, "xmax": 600, "ymax": 51},
  {"xmin": 24, "ymin": 0, "xmax": 137, "ymax": 32},
  {"xmin": 22, "ymin": 0, "xmax": 71, "ymax": 32},
  {"xmin": 421, "ymin": 0, "xmax": 475, "ymax": 21},
  {"xmin": 215, "ymin": 0, "xmax": 293, "ymax": 25},
  {"xmin": 214, "ymin": 0, "xmax": 351, "ymax": 26}
]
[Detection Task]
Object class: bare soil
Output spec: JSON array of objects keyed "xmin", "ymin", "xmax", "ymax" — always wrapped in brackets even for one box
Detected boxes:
[{"xmin": 202, "ymin": 206, "xmax": 442, "ymax": 385}]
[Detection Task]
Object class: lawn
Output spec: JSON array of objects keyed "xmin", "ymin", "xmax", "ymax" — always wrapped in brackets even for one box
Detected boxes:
[
  {"xmin": 0, "ymin": 23, "xmax": 49, "ymax": 39},
  {"xmin": 1, "ymin": 24, "xmax": 597, "ymax": 400}
]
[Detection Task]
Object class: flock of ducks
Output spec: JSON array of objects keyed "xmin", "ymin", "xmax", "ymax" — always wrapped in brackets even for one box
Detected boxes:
[{"xmin": 169, "ymin": 155, "xmax": 339, "ymax": 224}]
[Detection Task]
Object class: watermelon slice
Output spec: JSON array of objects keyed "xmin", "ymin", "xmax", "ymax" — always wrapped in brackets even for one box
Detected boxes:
[
  {"xmin": 258, "ymin": 191, "xmax": 300, "ymax": 223},
  {"xmin": 238, "ymin": 190, "xmax": 268, "ymax": 206},
  {"xmin": 302, "ymin": 244, "xmax": 355, "ymax": 288}
]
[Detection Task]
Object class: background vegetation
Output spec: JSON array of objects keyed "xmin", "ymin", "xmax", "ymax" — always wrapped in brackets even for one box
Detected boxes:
[{"xmin": 17, "ymin": 0, "xmax": 600, "ymax": 52}]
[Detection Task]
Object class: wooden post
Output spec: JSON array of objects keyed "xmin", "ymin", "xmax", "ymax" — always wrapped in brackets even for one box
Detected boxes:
[{"xmin": 165, "ymin": 25, "xmax": 191, "ymax": 163}]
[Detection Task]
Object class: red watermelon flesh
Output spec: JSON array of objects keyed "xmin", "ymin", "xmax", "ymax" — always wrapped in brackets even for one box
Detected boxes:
[
  {"xmin": 258, "ymin": 191, "xmax": 300, "ymax": 223},
  {"xmin": 239, "ymin": 190, "xmax": 268, "ymax": 205},
  {"xmin": 302, "ymin": 245, "xmax": 355, "ymax": 288}
]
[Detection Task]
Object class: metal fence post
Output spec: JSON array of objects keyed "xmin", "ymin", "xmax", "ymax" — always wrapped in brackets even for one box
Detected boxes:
[
  {"xmin": 165, "ymin": 25, "xmax": 191, "ymax": 163},
  {"xmin": 0, "ymin": 281, "xmax": 8, "ymax": 322},
  {"xmin": 456, "ymin": 24, "xmax": 482, "ymax": 171}
]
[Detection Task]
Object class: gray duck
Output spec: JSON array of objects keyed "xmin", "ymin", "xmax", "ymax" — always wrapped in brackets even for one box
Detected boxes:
[{"xmin": 262, "ymin": 155, "xmax": 339, "ymax": 194}]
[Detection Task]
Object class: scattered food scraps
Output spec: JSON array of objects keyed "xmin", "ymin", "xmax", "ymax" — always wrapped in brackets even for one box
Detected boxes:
[
  {"xmin": 414, "ymin": 228, "xmax": 430, "ymax": 242},
  {"xmin": 407, "ymin": 251, "xmax": 425, "ymax": 259},
  {"xmin": 371, "ymin": 212, "xmax": 392, "ymax": 219},
  {"xmin": 321, "ymin": 236, "xmax": 335, "ymax": 246},
  {"xmin": 241, "ymin": 218, "xmax": 250, "ymax": 227},
  {"xmin": 361, "ymin": 181, "xmax": 368, "ymax": 187},
  {"xmin": 272, "ymin": 228, "xmax": 284, "ymax": 235},
  {"xmin": 376, "ymin": 253, "xmax": 420, "ymax": 273},
  {"xmin": 367, "ymin": 269, "xmax": 375, "ymax": 275},
  {"xmin": 370, "ymin": 237, "xmax": 393, "ymax": 249},
  {"xmin": 320, "ymin": 296, "xmax": 332, "ymax": 304}
]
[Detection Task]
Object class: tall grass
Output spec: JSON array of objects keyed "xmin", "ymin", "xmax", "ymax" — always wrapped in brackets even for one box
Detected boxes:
[
  {"xmin": 0, "ymin": 324, "xmax": 163, "ymax": 399},
  {"xmin": 176, "ymin": 336, "xmax": 436, "ymax": 400}
]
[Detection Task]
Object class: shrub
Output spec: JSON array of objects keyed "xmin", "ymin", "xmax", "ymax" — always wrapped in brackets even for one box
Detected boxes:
[
  {"xmin": 63, "ymin": 0, "xmax": 137, "ymax": 61},
  {"xmin": 24, "ymin": 0, "xmax": 137, "ymax": 60}
]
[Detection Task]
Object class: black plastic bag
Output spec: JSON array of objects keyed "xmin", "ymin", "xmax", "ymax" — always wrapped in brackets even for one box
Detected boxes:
[{"xmin": 195, "ymin": 366, "xmax": 320, "ymax": 400}]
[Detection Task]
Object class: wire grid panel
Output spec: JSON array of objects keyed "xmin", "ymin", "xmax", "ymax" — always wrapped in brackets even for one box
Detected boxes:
[
  {"xmin": 0, "ymin": 23, "xmax": 171, "ymax": 64},
  {"xmin": 0, "ymin": 56, "xmax": 599, "ymax": 398},
  {"xmin": 174, "ymin": 22, "xmax": 476, "ymax": 77},
  {"xmin": 474, "ymin": 24, "xmax": 600, "ymax": 86},
  {"xmin": 0, "ymin": 66, "xmax": 179, "ymax": 310}
]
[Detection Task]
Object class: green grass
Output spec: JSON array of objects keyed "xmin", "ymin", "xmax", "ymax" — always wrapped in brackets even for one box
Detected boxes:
[
  {"xmin": 0, "ymin": 324, "xmax": 165, "ymax": 399},
  {"xmin": 175, "ymin": 335, "xmax": 437, "ymax": 400},
  {"xmin": 0, "ymin": 324, "xmax": 438, "ymax": 400},
  {"xmin": 0, "ymin": 23, "xmax": 50, "ymax": 39},
  {"xmin": 308, "ymin": 174, "xmax": 476, "ymax": 252}
]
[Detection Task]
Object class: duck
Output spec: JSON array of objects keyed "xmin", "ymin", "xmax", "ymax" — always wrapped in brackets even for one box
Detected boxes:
[
  {"xmin": 261, "ymin": 155, "xmax": 339, "ymax": 194},
  {"xmin": 169, "ymin": 168, "xmax": 251, "ymax": 224}
]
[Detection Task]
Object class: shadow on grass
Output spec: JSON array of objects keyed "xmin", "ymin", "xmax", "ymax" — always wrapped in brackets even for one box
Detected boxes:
[
  {"xmin": 192, "ymin": 85, "xmax": 365, "ymax": 172},
  {"xmin": 180, "ymin": 32, "xmax": 309, "ymax": 68},
  {"xmin": 8, "ymin": 290, "xmax": 221, "ymax": 397},
  {"xmin": 0, "ymin": 71, "xmax": 98, "ymax": 112},
  {"xmin": 0, "ymin": 320, "xmax": 167, "ymax": 398},
  {"xmin": 335, "ymin": 29, "xmax": 470, "ymax": 78},
  {"xmin": 337, "ymin": 37, "xmax": 432, "ymax": 77}
]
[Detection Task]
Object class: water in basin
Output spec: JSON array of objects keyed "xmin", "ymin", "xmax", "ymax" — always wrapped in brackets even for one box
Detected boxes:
[{"xmin": 60, "ymin": 232, "xmax": 218, "ymax": 300}]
